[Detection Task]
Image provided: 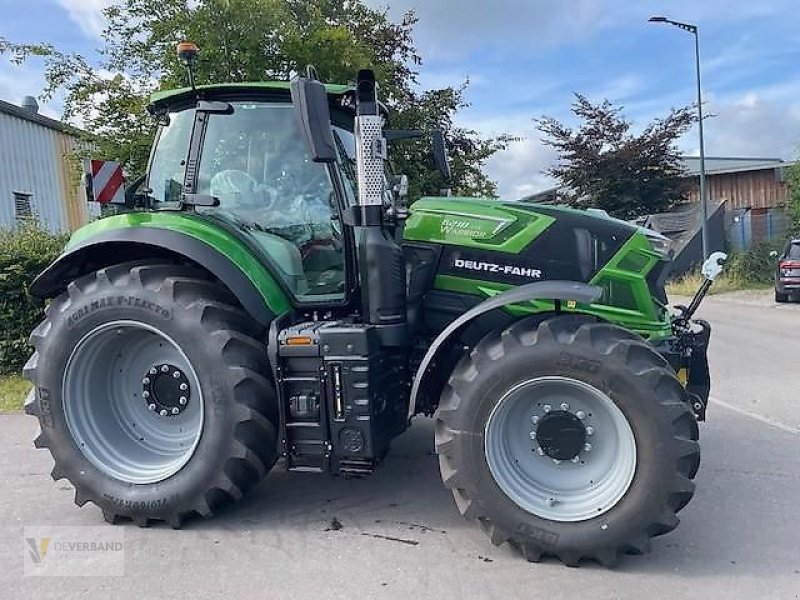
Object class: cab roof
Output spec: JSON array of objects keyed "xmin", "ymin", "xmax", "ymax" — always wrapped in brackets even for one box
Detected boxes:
[{"xmin": 148, "ymin": 81, "xmax": 354, "ymax": 111}]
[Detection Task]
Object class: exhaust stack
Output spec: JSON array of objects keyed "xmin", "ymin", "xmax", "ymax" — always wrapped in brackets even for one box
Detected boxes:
[{"xmin": 353, "ymin": 70, "xmax": 406, "ymax": 342}]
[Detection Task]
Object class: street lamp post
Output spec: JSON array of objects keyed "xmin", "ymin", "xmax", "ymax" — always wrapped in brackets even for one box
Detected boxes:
[{"xmin": 649, "ymin": 16, "xmax": 709, "ymax": 260}]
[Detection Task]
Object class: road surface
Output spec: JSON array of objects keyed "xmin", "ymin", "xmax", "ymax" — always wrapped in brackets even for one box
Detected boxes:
[{"xmin": 0, "ymin": 291, "xmax": 798, "ymax": 599}]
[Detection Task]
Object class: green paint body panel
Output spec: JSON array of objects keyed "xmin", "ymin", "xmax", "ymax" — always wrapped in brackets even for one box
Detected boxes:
[
  {"xmin": 404, "ymin": 197, "xmax": 556, "ymax": 253},
  {"xmin": 67, "ymin": 213, "xmax": 292, "ymax": 314},
  {"xmin": 405, "ymin": 197, "xmax": 672, "ymax": 340}
]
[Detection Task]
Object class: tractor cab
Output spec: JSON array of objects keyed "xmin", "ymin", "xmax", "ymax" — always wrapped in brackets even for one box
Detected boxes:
[{"xmin": 144, "ymin": 83, "xmax": 360, "ymax": 305}]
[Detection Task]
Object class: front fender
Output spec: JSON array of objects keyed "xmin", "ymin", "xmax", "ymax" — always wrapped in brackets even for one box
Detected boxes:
[
  {"xmin": 31, "ymin": 214, "xmax": 291, "ymax": 325},
  {"xmin": 408, "ymin": 280, "xmax": 602, "ymax": 418}
]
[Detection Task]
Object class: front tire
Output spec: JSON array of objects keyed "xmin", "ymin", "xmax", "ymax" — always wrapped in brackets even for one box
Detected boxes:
[
  {"xmin": 24, "ymin": 262, "xmax": 279, "ymax": 527},
  {"xmin": 434, "ymin": 316, "xmax": 700, "ymax": 566}
]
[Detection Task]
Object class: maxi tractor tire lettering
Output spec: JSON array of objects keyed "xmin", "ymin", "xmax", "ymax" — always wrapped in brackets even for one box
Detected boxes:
[
  {"xmin": 434, "ymin": 316, "xmax": 700, "ymax": 567},
  {"xmin": 23, "ymin": 262, "xmax": 279, "ymax": 527}
]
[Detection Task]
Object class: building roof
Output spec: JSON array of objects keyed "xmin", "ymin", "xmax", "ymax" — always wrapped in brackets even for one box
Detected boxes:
[
  {"xmin": 681, "ymin": 156, "xmax": 793, "ymax": 176},
  {"xmin": 0, "ymin": 97, "xmax": 80, "ymax": 135}
]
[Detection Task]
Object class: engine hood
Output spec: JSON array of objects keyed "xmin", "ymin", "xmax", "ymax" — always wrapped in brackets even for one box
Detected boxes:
[{"xmin": 404, "ymin": 196, "xmax": 638, "ymax": 252}]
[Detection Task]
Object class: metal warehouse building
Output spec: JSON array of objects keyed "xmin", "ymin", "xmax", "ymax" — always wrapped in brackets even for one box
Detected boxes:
[{"xmin": 0, "ymin": 96, "xmax": 92, "ymax": 232}]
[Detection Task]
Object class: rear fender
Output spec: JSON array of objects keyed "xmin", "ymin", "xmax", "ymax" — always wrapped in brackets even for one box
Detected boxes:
[{"xmin": 30, "ymin": 228, "xmax": 290, "ymax": 326}]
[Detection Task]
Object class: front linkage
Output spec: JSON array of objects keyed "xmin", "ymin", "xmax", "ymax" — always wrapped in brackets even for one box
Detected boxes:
[{"xmin": 656, "ymin": 251, "xmax": 727, "ymax": 421}]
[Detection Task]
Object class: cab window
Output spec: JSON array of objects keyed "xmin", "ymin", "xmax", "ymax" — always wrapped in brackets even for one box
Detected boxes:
[{"xmin": 147, "ymin": 109, "xmax": 195, "ymax": 203}]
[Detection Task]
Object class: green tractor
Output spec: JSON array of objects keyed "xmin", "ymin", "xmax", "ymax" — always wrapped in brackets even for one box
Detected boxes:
[{"xmin": 23, "ymin": 59, "xmax": 723, "ymax": 566}]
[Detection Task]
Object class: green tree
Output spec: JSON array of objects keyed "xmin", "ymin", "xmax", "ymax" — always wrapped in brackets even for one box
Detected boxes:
[
  {"xmin": 1, "ymin": 0, "xmax": 509, "ymax": 198},
  {"xmin": 537, "ymin": 95, "xmax": 698, "ymax": 220},
  {"xmin": 785, "ymin": 162, "xmax": 800, "ymax": 237}
]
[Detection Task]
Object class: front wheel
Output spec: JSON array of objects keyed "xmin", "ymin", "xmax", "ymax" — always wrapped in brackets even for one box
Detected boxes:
[
  {"xmin": 24, "ymin": 262, "xmax": 279, "ymax": 527},
  {"xmin": 434, "ymin": 316, "xmax": 700, "ymax": 566}
]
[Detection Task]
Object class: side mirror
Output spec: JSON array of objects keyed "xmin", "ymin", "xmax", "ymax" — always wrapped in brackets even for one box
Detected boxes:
[
  {"xmin": 432, "ymin": 130, "xmax": 451, "ymax": 181},
  {"xmin": 290, "ymin": 78, "xmax": 337, "ymax": 163}
]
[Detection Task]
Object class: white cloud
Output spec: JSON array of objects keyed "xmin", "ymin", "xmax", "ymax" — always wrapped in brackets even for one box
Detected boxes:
[
  {"xmin": 702, "ymin": 91, "xmax": 800, "ymax": 158},
  {"xmin": 461, "ymin": 113, "xmax": 558, "ymax": 199},
  {"xmin": 0, "ymin": 63, "xmax": 62, "ymax": 118},
  {"xmin": 369, "ymin": 0, "xmax": 607, "ymax": 58},
  {"xmin": 56, "ymin": 0, "xmax": 112, "ymax": 39},
  {"xmin": 486, "ymin": 135, "xmax": 558, "ymax": 199}
]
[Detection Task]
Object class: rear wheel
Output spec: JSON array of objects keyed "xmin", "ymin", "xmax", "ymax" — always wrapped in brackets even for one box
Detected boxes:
[
  {"xmin": 435, "ymin": 316, "xmax": 700, "ymax": 566},
  {"xmin": 24, "ymin": 262, "xmax": 279, "ymax": 527},
  {"xmin": 775, "ymin": 290, "xmax": 789, "ymax": 303}
]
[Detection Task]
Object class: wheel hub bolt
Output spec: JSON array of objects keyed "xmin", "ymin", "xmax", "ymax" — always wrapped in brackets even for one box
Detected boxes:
[
  {"xmin": 560, "ymin": 403, "xmax": 569, "ymax": 411},
  {"xmin": 142, "ymin": 377, "xmax": 150, "ymax": 385},
  {"xmin": 537, "ymin": 447, "xmax": 545, "ymax": 456},
  {"xmin": 584, "ymin": 443, "xmax": 592, "ymax": 452},
  {"xmin": 173, "ymin": 370, "xmax": 181, "ymax": 379},
  {"xmin": 586, "ymin": 426, "xmax": 595, "ymax": 436},
  {"xmin": 179, "ymin": 396, "xmax": 188, "ymax": 405},
  {"xmin": 161, "ymin": 365, "xmax": 169, "ymax": 373},
  {"xmin": 149, "ymin": 367, "xmax": 157, "ymax": 375},
  {"xmin": 529, "ymin": 431, "xmax": 537, "ymax": 440},
  {"xmin": 159, "ymin": 409, "xmax": 168, "ymax": 417},
  {"xmin": 148, "ymin": 403, "xmax": 156, "ymax": 411},
  {"xmin": 553, "ymin": 458, "xmax": 561, "ymax": 465},
  {"xmin": 142, "ymin": 391, "xmax": 150, "ymax": 399},
  {"xmin": 530, "ymin": 415, "xmax": 539, "ymax": 424},
  {"xmin": 543, "ymin": 404, "xmax": 552, "ymax": 413},
  {"xmin": 171, "ymin": 407, "xmax": 180, "ymax": 415},
  {"xmin": 571, "ymin": 456, "xmax": 580, "ymax": 463},
  {"xmin": 179, "ymin": 383, "xmax": 188, "ymax": 391},
  {"xmin": 575, "ymin": 410, "xmax": 586, "ymax": 420}
]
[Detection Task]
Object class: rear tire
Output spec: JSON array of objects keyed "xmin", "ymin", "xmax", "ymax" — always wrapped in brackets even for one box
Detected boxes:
[
  {"xmin": 24, "ymin": 262, "xmax": 278, "ymax": 527},
  {"xmin": 434, "ymin": 316, "xmax": 700, "ymax": 567},
  {"xmin": 775, "ymin": 290, "xmax": 789, "ymax": 303}
]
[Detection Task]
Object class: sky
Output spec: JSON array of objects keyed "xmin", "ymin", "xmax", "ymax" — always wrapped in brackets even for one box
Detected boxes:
[{"xmin": 2, "ymin": 0, "xmax": 799, "ymax": 199}]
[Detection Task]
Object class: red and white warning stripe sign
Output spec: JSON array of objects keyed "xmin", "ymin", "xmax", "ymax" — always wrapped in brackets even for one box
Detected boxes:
[{"xmin": 87, "ymin": 159, "xmax": 125, "ymax": 204}]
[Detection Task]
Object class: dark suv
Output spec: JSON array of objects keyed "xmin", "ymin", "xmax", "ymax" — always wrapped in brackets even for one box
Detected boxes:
[{"xmin": 775, "ymin": 239, "xmax": 800, "ymax": 302}]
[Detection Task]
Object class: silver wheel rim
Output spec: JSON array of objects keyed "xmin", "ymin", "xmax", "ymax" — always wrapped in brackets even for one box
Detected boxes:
[
  {"xmin": 63, "ymin": 320, "xmax": 204, "ymax": 484},
  {"xmin": 484, "ymin": 376, "xmax": 636, "ymax": 522}
]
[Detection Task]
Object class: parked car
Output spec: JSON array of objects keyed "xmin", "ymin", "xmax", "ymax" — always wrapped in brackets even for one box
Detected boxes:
[{"xmin": 774, "ymin": 239, "xmax": 800, "ymax": 302}]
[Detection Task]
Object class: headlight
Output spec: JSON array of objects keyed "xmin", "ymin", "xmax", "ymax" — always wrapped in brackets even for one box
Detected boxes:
[{"xmin": 642, "ymin": 229, "xmax": 673, "ymax": 259}]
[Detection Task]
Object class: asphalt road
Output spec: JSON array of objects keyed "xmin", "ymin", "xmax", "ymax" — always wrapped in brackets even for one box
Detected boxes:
[{"xmin": 1, "ymin": 291, "xmax": 798, "ymax": 599}]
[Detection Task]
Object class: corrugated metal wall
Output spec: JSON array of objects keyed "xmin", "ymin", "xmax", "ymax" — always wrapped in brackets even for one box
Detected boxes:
[
  {"xmin": 726, "ymin": 206, "xmax": 789, "ymax": 250},
  {"xmin": 0, "ymin": 111, "xmax": 87, "ymax": 232}
]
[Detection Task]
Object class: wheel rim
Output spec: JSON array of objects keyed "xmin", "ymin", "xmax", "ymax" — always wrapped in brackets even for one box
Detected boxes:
[
  {"xmin": 63, "ymin": 320, "xmax": 204, "ymax": 484},
  {"xmin": 484, "ymin": 376, "xmax": 636, "ymax": 522}
]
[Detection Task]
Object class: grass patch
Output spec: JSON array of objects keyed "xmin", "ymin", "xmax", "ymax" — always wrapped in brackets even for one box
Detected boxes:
[
  {"xmin": 0, "ymin": 374, "xmax": 31, "ymax": 412},
  {"xmin": 666, "ymin": 271, "xmax": 772, "ymax": 297}
]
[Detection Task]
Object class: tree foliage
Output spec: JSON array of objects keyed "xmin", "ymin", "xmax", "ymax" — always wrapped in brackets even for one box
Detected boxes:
[
  {"xmin": 0, "ymin": 224, "xmax": 67, "ymax": 373},
  {"xmin": 1, "ymin": 0, "xmax": 508, "ymax": 199},
  {"xmin": 537, "ymin": 95, "xmax": 698, "ymax": 220},
  {"xmin": 785, "ymin": 162, "xmax": 800, "ymax": 237}
]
